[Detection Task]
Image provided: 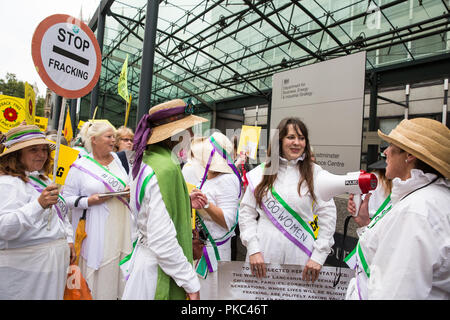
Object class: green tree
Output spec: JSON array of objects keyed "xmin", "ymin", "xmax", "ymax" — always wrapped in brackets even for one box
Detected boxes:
[
  {"xmin": 0, "ymin": 73, "xmax": 25, "ymax": 98},
  {"xmin": 0, "ymin": 73, "xmax": 45, "ymax": 117}
]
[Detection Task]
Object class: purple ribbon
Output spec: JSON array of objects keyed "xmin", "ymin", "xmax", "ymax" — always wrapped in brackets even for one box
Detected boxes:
[
  {"xmin": 132, "ymin": 114, "xmax": 152, "ymax": 179},
  {"xmin": 135, "ymin": 164, "xmax": 148, "ymax": 211},
  {"xmin": 208, "ymin": 138, "xmax": 242, "ymax": 197},
  {"xmin": 198, "ymin": 149, "xmax": 215, "ymax": 190}
]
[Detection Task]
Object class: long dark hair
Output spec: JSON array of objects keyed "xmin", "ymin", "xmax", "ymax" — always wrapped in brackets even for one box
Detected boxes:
[{"xmin": 254, "ymin": 117, "xmax": 316, "ymax": 207}]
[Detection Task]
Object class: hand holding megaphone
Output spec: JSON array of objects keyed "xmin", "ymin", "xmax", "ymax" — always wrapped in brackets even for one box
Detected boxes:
[{"xmin": 314, "ymin": 170, "xmax": 378, "ymax": 217}]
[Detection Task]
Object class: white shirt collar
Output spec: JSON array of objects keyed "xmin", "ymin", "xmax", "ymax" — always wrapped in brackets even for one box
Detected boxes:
[{"xmin": 280, "ymin": 153, "xmax": 305, "ymax": 166}]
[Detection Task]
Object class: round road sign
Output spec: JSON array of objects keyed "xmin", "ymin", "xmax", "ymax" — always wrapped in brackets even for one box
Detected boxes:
[{"xmin": 31, "ymin": 14, "xmax": 102, "ymax": 99}]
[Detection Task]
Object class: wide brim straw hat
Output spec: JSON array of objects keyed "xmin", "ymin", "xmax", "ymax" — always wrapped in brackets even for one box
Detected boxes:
[
  {"xmin": 378, "ymin": 118, "xmax": 450, "ymax": 179},
  {"xmin": 146, "ymin": 99, "xmax": 207, "ymax": 145},
  {"xmin": 191, "ymin": 132, "xmax": 234, "ymax": 174},
  {"xmin": 0, "ymin": 124, "xmax": 55, "ymax": 157}
]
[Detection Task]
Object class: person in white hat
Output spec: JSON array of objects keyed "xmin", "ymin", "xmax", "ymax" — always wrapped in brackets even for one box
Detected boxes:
[
  {"xmin": 239, "ymin": 117, "xmax": 336, "ymax": 283},
  {"xmin": 345, "ymin": 118, "xmax": 450, "ymax": 300},
  {"xmin": 183, "ymin": 131, "xmax": 241, "ymax": 299},
  {"xmin": 0, "ymin": 124, "xmax": 75, "ymax": 299},
  {"xmin": 122, "ymin": 99, "xmax": 208, "ymax": 300}
]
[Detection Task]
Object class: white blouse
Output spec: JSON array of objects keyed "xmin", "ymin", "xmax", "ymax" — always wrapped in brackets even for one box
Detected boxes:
[
  {"xmin": 0, "ymin": 172, "xmax": 73, "ymax": 249},
  {"xmin": 239, "ymin": 157, "xmax": 337, "ymax": 266}
]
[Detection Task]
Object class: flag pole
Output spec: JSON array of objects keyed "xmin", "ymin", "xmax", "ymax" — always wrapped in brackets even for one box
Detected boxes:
[{"xmin": 47, "ymin": 97, "xmax": 66, "ymax": 230}]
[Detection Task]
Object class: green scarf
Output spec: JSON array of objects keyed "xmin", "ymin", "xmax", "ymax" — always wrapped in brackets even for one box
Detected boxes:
[{"xmin": 143, "ymin": 144, "xmax": 193, "ymax": 300}]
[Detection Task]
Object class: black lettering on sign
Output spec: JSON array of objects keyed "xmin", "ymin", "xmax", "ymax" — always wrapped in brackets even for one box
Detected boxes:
[{"xmin": 56, "ymin": 166, "xmax": 64, "ymax": 177}]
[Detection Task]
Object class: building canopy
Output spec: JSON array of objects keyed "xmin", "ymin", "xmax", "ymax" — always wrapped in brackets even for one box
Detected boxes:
[{"xmin": 84, "ymin": 0, "xmax": 450, "ymax": 127}]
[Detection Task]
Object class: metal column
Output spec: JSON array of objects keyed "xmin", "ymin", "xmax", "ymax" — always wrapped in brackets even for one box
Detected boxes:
[
  {"xmin": 90, "ymin": 2, "xmax": 106, "ymax": 117},
  {"xmin": 136, "ymin": 0, "xmax": 160, "ymax": 126},
  {"xmin": 367, "ymin": 72, "xmax": 379, "ymax": 166}
]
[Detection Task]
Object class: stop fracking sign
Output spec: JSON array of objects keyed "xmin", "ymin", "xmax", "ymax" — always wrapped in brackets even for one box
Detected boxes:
[{"xmin": 31, "ymin": 14, "xmax": 102, "ymax": 98}]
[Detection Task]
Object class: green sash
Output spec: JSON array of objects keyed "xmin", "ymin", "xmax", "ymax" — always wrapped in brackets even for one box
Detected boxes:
[{"xmin": 143, "ymin": 144, "xmax": 193, "ymax": 300}]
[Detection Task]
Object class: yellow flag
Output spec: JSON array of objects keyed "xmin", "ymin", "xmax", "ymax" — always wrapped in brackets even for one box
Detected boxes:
[
  {"xmin": 24, "ymin": 82, "xmax": 36, "ymax": 125},
  {"xmin": 48, "ymin": 144, "xmax": 80, "ymax": 185},
  {"xmin": 118, "ymin": 54, "xmax": 129, "ymax": 102},
  {"xmin": 63, "ymin": 107, "xmax": 73, "ymax": 143}
]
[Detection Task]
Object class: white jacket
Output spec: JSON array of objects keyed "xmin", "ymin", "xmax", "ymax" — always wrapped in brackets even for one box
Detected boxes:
[
  {"xmin": 122, "ymin": 164, "xmax": 200, "ymax": 299},
  {"xmin": 239, "ymin": 157, "xmax": 336, "ymax": 266},
  {"xmin": 348, "ymin": 169, "xmax": 450, "ymax": 299}
]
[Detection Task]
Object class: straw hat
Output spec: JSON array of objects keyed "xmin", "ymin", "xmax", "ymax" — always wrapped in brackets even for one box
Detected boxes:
[
  {"xmin": 378, "ymin": 118, "xmax": 450, "ymax": 179},
  {"xmin": 0, "ymin": 124, "xmax": 55, "ymax": 157},
  {"xmin": 191, "ymin": 132, "xmax": 234, "ymax": 174},
  {"xmin": 146, "ymin": 99, "xmax": 207, "ymax": 145}
]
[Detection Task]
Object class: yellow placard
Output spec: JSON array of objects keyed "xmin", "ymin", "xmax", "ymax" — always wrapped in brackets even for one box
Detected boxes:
[
  {"xmin": 309, "ymin": 214, "xmax": 319, "ymax": 239},
  {"xmin": 238, "ymin": 125, "xmax": 261, "ymax": 160},
  {"xmin": 77, "ymin": 120, "xmax": 86, "ymax": 130},
  {"xmin": 0, "ymin": 95, "xmax": 26, "ymax": 132},
  {"xmin": 24, "ymin": 82, "xmax": 36, "ymax": 125},
  {"xmin": 48, "ymin": 144, "xmax": 80, "ymax": 185},
  {"xmin": 186, "ymin": 182, "xmax": 197, "ymax": 230},
  {"xmin": 34, "ymin": 116, "xmax": 49, "ymax": 131}
]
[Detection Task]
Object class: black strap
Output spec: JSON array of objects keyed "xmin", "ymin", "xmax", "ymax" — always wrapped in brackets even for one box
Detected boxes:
[
  {"xmin": 74, "ymin": 196, "xmax": 85, "ymax": 208},
  {"xmin": 117, "ymin": 151, "xmax": 129, "ymax": 174},
  {"xmin": 75, "ymin": 196, "xmax": 87, "ymax": 220},
  {"xmin": 333, "ymin": 215, "xmax": 352, "ymax": 287}
]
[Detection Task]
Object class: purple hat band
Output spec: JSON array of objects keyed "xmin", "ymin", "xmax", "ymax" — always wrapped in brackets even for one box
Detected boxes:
[{"xmin": 149, "ymin": 105, "xmax": 186, "ymax": 122}]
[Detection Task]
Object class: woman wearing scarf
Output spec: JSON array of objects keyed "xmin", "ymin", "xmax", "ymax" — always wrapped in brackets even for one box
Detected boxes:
[
  {"xmin": 0, "ymin": 124, "xmax": 75, "ymax": 299},
  {"xmin": 63, "ymin": 121, "xmax": 132, "ymax": 300},
  {"xmin": 239, "ymin": 117, "xmax": 336, "ymax": 282},
  {"xmin": 122, "ymin": 99, "xmax": 207, "ymax": 300},
  {"xmin": 345, "ymin": 118, "xmax": 449, "ymax": 299},
  {"xmin": 183, "ymin": 132, "xmax": 241, "ymax": 299}
]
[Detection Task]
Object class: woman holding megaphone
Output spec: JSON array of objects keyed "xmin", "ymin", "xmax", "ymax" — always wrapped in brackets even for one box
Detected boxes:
[
  {"xmin": 345, "ymin": 118, "xmax": 449, "ymax": 300},
  {"xmin": 239, "ymin": 117, "xmax": 337, "ymax": 282}
]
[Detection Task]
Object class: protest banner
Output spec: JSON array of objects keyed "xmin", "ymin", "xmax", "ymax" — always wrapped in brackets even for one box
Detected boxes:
[
  {"xmin": 34, "ymin": 116, "xmax": 49, "ymax": 131},
  {"xmin": 24, "ymin": 82, "xmax": 36, "ymax": 125},
  {"xmin": 0, "ymin": 95, "xmax": 26, "ymax": 132},
  {"xmin": 218, "ymin": 261, "xmax": 353, "ymax": 300}
]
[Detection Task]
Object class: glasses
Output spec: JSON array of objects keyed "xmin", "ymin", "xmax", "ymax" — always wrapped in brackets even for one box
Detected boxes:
[{"xmin": 120, "ymin": 138, "xmax": 133, "ymax": 143}]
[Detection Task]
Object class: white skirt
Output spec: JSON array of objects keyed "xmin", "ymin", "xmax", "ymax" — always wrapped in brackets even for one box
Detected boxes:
[
  {"xmin": 121, "ymin": 245, "xmax": 159, "ymax": 300},
  {"xmin": 0, "ymin": 239, "xmax": 69, "ymax": 300}
]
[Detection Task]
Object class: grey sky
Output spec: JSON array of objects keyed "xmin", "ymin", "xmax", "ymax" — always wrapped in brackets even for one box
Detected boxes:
[{"xmin": 0, "ymin": 0, "xmax": 100, "ymax": 96}]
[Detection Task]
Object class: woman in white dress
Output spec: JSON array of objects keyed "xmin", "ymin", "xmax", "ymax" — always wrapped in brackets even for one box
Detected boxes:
[
  {"xmin": 63, "ymin": 121, "xmax": 132, "ymax": 300},
  {"xmin": 239, "ymin": 117, "xmax": 336, "ymax": 282},
  {"xmin": 0, "ymin": 124, "xmax": 75, "ymax": 299},
  {"xmin": 183, "ymin": 132, "xmax": 241, "ymax": 299}
]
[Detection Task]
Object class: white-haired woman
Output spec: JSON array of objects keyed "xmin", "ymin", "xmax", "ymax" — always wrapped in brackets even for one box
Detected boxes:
[
  {"xmin": 345, "ymin": 118, "xmax": 449, "ymax": 300},
  {"xmin": 63, "ymin": 121, "xmax": 132, "ymax": 300}
]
